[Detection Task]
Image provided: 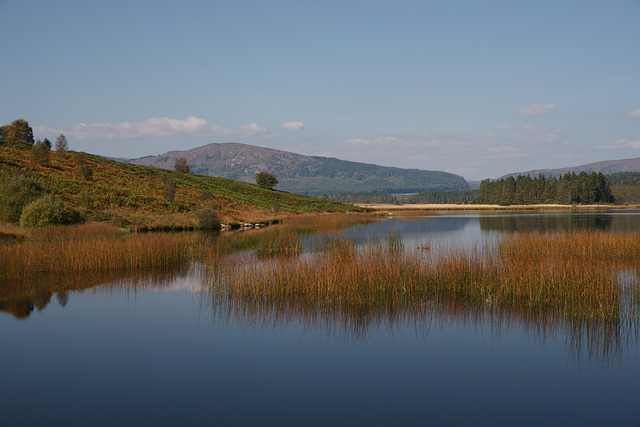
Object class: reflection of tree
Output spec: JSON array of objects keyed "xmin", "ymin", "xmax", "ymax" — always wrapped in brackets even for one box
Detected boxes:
[
  {"xmin": 56, "ymin": 291, "xmax": 69, "ymax": 307},
  {"xmin": 0, "ymin": 267, "xmax": 190, "ymax": 319},
  {"xmin": 478, "ymin": 214, "xmax": 613, "ymax": 232}
]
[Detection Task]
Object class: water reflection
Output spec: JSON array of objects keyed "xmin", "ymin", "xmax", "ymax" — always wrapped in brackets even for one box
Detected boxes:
[
  {"xmin": 4, "ymin": 211, "xmax": 640, "ymax": 370},
  {"xmin": 0, "ymin": 267, "xmax": 191, "ymax": 319}
]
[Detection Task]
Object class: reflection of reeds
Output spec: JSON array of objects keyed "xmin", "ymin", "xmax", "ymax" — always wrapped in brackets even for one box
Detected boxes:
[
  {"xmin": 256, "ymin": 229, "xmax": 302, "ymax": 258},
  {"xmin": 202, "ymin": 231, "xmax": 640, "ymax": 364}
]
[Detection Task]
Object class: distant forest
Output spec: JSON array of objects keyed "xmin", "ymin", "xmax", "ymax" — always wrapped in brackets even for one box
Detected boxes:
[
  {"xmin": 476, "ymin": 172, "xmax": 614, "ymax": 205},
  {"xmin": 333, "ymin": 189, "xmax": 478, "ymax": 205},
  {"xmin": 333, "ymin": 171, "xmax": 640, "ymax": 206},
  {"xmin": 608, "ymin": 172, "xmax": 640, "ymax": 204}
]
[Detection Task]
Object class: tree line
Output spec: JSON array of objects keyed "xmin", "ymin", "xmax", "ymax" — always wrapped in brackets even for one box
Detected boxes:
[{"xmin": 476, "ymin": 172, "xmax": 615, "ymax": 205}]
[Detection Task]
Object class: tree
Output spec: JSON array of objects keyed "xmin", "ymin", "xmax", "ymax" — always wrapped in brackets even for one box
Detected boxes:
[
  {"xmin": 30, "ymin": 140, "xmax": 50, "ymax": 164},
  {"xmin": 256, "ymin": 171, "xmax": 278, "ymax": 189},
  {"xmin": 174, "ymin": 157, "xmax": 190, "ymax": 173},
  {"xmin": 0, "ymin": 119, "xmax": 35, "ymax": 147},
  {"xmin": 42, "ymin": 138, "xmax": 52, "ymax": 150},
  {"xmin": 55, "ymin": 134, "xmax": 68, "ymax": 154}
]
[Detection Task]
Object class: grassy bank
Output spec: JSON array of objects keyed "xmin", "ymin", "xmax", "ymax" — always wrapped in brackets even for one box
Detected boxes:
[{"xmin": 0, "ymin": 146, "xmax": 364, "ymax": 228}]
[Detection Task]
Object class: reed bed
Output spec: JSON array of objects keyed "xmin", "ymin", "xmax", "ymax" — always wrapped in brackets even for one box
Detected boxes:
[
  {"xmin": 202, "ymin": 231, "xmax": 640, "ymax": 341},
  {"xmin": 0, "ymin": 224, "xmax": 199, "ymax": 280}
]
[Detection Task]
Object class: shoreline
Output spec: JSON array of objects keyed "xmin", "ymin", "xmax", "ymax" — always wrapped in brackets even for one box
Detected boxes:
[{"xmin": 354, "ymin": 203, "xmax": 640, "ymax": 211}]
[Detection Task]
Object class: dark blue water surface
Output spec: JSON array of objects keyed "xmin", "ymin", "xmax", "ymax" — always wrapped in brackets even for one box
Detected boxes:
[{"xmin": 3, "ymin": 212, "xmax": 640, "ymax": 426}]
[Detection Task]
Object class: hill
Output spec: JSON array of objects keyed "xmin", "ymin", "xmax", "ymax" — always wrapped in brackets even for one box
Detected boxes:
[
  {"xmin": 503, "ymin": 157, "xmax": 640, "ymax": 179},
  {"xmin": 126, "ymin": 142, "xmax": 469, "ymax": 195},
  {"xmin": 0, "ymin": 146, "xmax": 364, "ymax": 229}
]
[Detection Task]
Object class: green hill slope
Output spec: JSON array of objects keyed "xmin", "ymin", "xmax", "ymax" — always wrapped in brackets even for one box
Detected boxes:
[
  {"xmin": 128, "ymin": 142, "xmax": 469, "ymax": 195},
  {"xmin": 0, "ymin": 146, "xmax": 364, "ymax": 228}
]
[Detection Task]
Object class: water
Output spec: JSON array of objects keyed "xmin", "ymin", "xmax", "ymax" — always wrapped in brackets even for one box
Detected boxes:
[{"xmin": 3, "ymin": 211, "xmax": 640, "ymax": 426}]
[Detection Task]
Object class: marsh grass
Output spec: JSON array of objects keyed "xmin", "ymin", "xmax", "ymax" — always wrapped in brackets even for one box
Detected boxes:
[
  {"xmin": 0, "ymin": 223, "xmax": 198, "ymax": 280},
  {"xmin": 202, "ymin": 230, "xmax": 640, "ymax": 360}
]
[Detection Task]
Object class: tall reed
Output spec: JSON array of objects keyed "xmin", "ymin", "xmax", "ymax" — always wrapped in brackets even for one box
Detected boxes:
[
  {"xmin": 201, "ymin": 231, "xmax": 640, "ymax": 352},
  {"xmin": 0, "ymin": 224, "xmax": 198, "ymax": 280}
]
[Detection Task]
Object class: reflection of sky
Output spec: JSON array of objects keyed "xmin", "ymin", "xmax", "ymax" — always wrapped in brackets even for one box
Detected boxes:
[
  {"xmin": 329, "ymin": 212, "xmax": 640, "ymax": 252},
  {"xmin": 334, "ymin": 215, "xmax": 495, "ymax": 251}
]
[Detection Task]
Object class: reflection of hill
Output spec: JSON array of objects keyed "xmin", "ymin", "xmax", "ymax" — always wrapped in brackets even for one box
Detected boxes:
[
  {"xmin": 478, "ymin": 214, "xmax": 616, "ymax": 232},
  {"xmin": 340, "ymin": 216, "xmax": 471, "ymax": 239},
  {"xmin": 0, "ymin": 268, "xmax": 190, "ymax": 319}
]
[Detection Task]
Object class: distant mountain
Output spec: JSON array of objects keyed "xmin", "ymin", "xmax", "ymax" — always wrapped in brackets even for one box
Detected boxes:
[
  {"xmin": 126, "ymin": 143, "xmax": 469, "ymax": 195},
  {"xmin": 503, "ymin": 157, "xmax": 640, "ymax": 179}
]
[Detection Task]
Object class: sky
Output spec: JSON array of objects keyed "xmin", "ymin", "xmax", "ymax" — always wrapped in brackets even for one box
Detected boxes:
[{"xmin": 2, "ymin": 0, "xmax": 639, "ymax": 180}]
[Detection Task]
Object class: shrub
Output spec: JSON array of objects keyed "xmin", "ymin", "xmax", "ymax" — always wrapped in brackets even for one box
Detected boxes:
[
  {"xmin": 195, "ymin": 206, "xmax": 221, "ymax": 230},
  {"xmin": 19, "ymin": 194, "xmax": 84, "ymax": 228},
  {"xmin": 30, "ymin": 140, "xmax": 50, "ymax": 164},
  {"xmin": 0, "ymin": 176, "xmax": 49, "ymax": 223},
  {"xmin": 78, "ymin": 165, "xmax": 94, "ymax": 180}
]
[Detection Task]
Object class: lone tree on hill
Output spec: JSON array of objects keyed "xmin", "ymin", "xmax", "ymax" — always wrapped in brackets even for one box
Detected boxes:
[
  {"xmin": 55, "ymin": 134, "xmax": 68, "ymax": 154},
  {"xmin": 255, "ymin": 171, "xmax": 278, "ymax": 189},
  {"xmin": 174, "ymin": 157, "xmax": 191, "ymax": 173}
]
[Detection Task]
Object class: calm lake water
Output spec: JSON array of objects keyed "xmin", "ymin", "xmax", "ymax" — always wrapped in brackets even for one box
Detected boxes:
[{"xmin": 3, "ymin": 211, "xmax": 640, "ymax": 426}]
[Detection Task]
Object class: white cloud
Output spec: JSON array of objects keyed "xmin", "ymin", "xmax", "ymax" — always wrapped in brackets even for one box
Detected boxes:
[
  {"xmin": 345, "ymin": 138, "xmax": 371, "ymax": 145},
  {"xmin": 236, "ymin": 122, "xmax": 268, "ymax": 134},
  {"xmin": 515, "ymin": 104, "xmax": 557, "ymax": 116},
  {"xmin": 344, "ymin": 136, "xmax": 399, "ymax": 145},
  {"xmin": 325, "ymin": 128, "xmax": 572, "ymax": 179},
  {"xmin": 36, "ymin": 116, "xmax": 269, "ymax": 140},
  {"xmin": 626, "ymin": 109, "xmax": 640, "ymax": 120},
  {"xmin": 281, "ymin": 121, "xmax": 304, "ymax": 131},
  {"xmin": 599, "ymin": 139, "xmax": 640, "ymax": 149}
]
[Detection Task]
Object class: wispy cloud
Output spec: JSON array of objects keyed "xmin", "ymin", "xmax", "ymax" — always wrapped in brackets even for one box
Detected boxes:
[
  {"xmin": 515, "ymin": 104, "xmax": 557, "ymax": 116},
  {"xmin": 598, "ymin": 138, "xmax": 640, "ymax": 149},
  {"xmin": 281, "ymin": 121, "xmax": 304, "ymax": 131},
  {"xmin": 317, "ymin": 128, "xmax": 572, "ymax": 179},
  {"xmin": 626, "ymin": 109, "xmax": 640, "ymax": 120},
  {"xmin": 36, "ymin": 116, "xmax": 268, "ymax": 140},
  {"xmin": 345, "ymin": 136, "xmax": 399, "ymax": 145}
]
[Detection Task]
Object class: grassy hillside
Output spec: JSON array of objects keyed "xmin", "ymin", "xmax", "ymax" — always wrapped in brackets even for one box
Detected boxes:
[
  {"xmin": 0, "ymin": 146, "xmax": 364, "ymax": 228},
  {"xmin": 129, "ymin": 142, "xmax": 470, "ymax": 195}
]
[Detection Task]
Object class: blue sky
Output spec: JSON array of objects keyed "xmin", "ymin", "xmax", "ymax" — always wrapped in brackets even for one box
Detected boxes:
[{"xmin": 2, "ymin": 0, "xmax": 639, "ymax": 180}]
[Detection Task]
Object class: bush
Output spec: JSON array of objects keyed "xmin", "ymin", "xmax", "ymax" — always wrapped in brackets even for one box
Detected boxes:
[
  {"xmin": 78, "ymin": 165, "xmax": 94, "ymax": 180},
  {"xmin": 19, "ymin": 194, "xmax": 84, "ymax": 228},
  {"xmin": 0, "ymin": 176, "xmax": 49, "ymax": 223},
  {"xmin": 30, "ymin": 140, "xmax": 50, "ymax": 164},
  {"xmin": 195, "ymin": 206, "xmax": 221, "ymax": 230}
]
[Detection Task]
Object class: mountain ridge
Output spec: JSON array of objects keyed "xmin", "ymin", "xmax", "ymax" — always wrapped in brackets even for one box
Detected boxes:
[
  {"xmin": 503, "ymin": 157, "xmax": 640, "ymax": 179},
  {"xmin": 126, "ymin": 142, "xmax": 469, "ymax": 195}
]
